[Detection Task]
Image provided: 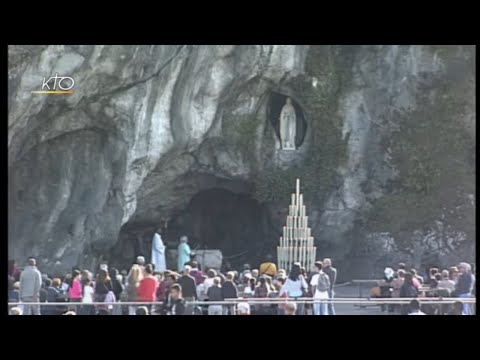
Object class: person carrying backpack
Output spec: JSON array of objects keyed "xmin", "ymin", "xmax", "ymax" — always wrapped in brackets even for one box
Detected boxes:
[{"xmin": 309, "ymin": 261, "xmax": 330, "ymax": 315}]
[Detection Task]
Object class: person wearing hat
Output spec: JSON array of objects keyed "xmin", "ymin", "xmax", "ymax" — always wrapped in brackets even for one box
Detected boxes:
[
  {"xmin": 260, "ymin": 254, "xmax": 277, "ymax": 277},
  {"xmin": 177, "ymin": 236, "xmax": 191, "ymax": 272}
]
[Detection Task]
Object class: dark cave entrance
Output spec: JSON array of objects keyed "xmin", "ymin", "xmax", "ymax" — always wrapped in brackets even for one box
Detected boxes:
[
  {"xmin": 267, "ymin": 92, "xmax": 308, "ymax": 148},
  {"xmin": 166, "ymin": 188, "xmax": 273, "ymax": 268},
  {"xmin": 112, "ymin": 188, "xmax": 277, "ymax": 271}
]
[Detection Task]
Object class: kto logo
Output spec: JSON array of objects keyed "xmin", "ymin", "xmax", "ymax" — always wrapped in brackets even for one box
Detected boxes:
[{"xmin": 32, "ymin": 73, "xmax": 75, "ymax": 94}]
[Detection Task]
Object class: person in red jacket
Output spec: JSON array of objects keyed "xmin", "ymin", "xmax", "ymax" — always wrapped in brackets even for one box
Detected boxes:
[{"xmin": 137, "ymin": 264, "xmax": 158, "ymax": 313}]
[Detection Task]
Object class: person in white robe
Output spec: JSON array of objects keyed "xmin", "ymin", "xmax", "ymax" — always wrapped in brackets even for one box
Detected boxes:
[{"xmin": 151, "ymin": 228, "xmax": 166, "ymax": 272}]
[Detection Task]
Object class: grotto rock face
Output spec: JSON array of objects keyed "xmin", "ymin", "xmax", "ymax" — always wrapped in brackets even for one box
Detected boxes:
[{"xmin": 8, "ymin": 45, "xmax": 475, "ymax": 278}]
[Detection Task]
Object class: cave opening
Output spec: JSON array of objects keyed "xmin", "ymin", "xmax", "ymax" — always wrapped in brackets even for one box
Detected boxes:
[
  {"xmin": 113, "ymin": 188, "xmax": 276, "ymax": 271},
  {"xmin": 166, "ymin": 188, "xmax": 272, "ymax": 269},
  {"xmin": 267, "ymin": 92, "xmax": 308, "ymax": 148}
]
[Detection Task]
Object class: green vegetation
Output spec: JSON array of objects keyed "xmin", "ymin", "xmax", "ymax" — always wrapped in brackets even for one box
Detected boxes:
[
  {"xmin": 222, "ymin": 113, "xmax": 262, "ymax": 163},
  {"xmin": 367, "ymin": 79, "xmax": 475, "ymax": 241},
  {"xmin": 253, "ymin": 45, "xmax": 351, "ymax": 204}
]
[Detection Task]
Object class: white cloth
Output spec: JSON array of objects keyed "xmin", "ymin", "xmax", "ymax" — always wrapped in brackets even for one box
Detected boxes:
[
  {"xmin": 83, "ymin": 285, "xmax": 94, "ymax": 303},
  {"xmin": 279, "ymin": 276, "xmax": 308, "ymax": 297},
  {"xmin": 151, "ymin": 233, "xmax": 166, "ymax": 272},
  {"xmin": 310, "ymin": 274, "xmax": 329, "ymax": 299},
  {"xmin": 105, "ymin": 291, "xmax": 116, "ymax": 310},
  {"xmin": 237, "ymin": 302, "xmax": 250, "ymax": 314},
  {"xmin": 203, "ymin": 278, "xmax": 215, "ymax": 295},
  {"xmin": 243, "ymin": 286, "xmax": 254, "ymax": 295},
  {"xmin": 408, "ymin": 311, "xmax": 426, "ymax": 315}
]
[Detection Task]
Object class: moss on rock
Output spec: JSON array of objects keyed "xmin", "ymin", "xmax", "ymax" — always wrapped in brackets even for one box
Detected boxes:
[
  {"xmin": 253, "ymin": 45, "xmax": 351, "ymax": 204},
  {"xmin": 366, "ymin": 78, "xmax": 475, "ymax": 245}
]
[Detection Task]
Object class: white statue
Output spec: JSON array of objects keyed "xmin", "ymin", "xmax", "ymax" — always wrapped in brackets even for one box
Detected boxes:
[{"xmin": 279, "ymin": 97, "xmax": 297, "ymax": 150}]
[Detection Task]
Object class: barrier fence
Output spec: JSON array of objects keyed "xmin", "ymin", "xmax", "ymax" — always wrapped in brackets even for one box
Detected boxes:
[{"xmin": 8, "ymin": 297, "xmax": 476, "ymax": 307}]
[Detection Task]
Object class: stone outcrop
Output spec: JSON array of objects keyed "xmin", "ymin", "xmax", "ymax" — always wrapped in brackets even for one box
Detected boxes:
[{"xmin": 8, "ymin": 45, "xmax": 475, "ymax": 278}]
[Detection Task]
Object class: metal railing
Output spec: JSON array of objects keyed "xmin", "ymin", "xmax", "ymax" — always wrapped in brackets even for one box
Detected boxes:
[{"xmin": 8, "ymin": 297, "xmax": 476, "ymax": 307}]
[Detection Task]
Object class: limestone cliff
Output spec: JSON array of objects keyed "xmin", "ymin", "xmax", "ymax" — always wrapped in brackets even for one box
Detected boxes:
[{"xmin": 8, "ymin": 45, "xmax": 475, "ymax": 278}]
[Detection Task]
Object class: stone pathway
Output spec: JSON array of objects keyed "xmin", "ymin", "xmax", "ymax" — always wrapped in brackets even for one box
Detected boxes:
[{"xmin": 332, "ymin": 284, "xmax": 390, "ymax": 315}]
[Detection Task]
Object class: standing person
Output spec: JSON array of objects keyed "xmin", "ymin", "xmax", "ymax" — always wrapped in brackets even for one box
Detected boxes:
[
  {"xmin": 9, "ymin": 260, "xmax": 21, "ymax": 281},
  {"xmin": 189, "ymin": 261, "xmax": 204, "ymax": 285},
  {"xmin": 61, "ymin": 274, "xmax": 71, "ymax": 293},
  {"xmin": 454, "ymin": 262, "xmax": 475, "ymax": 315},
  {"xmin": 108, "ymin": 268, "xmax": 123, "ymax": 315},
  {"xmin": 207, "ymin": 277, "xmax": 224, "ymax": 315},
  {"xmin": 322, "ymin": 258, "xmax": 337, "ymax": 315},
  {"xmin": 259, "ymin": 255, "xmax": 277, "ymax": 277},
  {"xmin": 169, "ymin": 284, "xmax": 186, "ymax": 315},
  {"xmin": 68, "ymin": 269, "xmax": 83, "ymax": 313},
  {"xmin": 94, "ymin": 269, "xmax": 113, "ymax": 315},
  {"xmin": 178, "ymin": 265, "xmax": 197, "ymax": 315},
  {"xmin": 428, "ymin": 268, "xmax": 440, "ymax": 287},
  {"xmin": 151, "ymin": 227, "xmax": 166, "ymax": 273},
  {"xmin": 222, "ymin": 272, "xmax": 238, "ymax": 315},
  {"xmin": 42, "ymin": 279, "xmax": 59, "ymax": 315},
  {"xmin": 254, "ymin": 276, "xmax": 271, "ymax": 315},
  {"xmin": 19, "ymin": 257, "xmax": 42, "ymax": 315},
  {"xmin": 177, "ymin": 235, "xmax": 191, "ymax": 272},
  {"xmin": 411, "ymin": 269, "xmax": 423, "ymax": 285},
  {"xmin": 279, "ymin": 262, "xmax": 308, "ymax": 315},
  {"xmin": 162, "ymin": 272, "xmax": 178, "ymax": 315},
  {"xmin": 52, "ymin": 278, "xmax": 69, "ymax": 315},
  {"xmin": 203, "ymin": 269, "xmax": 217, "ymax": 296},
  {"xmin": 310, "ymin": 261, "xmax": 330, "ymax": 315},
  {"xmin": 137, "ymin": 264, "xmax": 158, "ymax": 314},
  {"xmin": 126, "ymin": 264, "xmax": 143, "ymax": 315},
  {"xmin": 42, "ymin": 279, "xmax": 60, "ymax": 315},
  {"xmin": 378, "ymin": 267, "xmax": 394, "ymax": 312},
  {"xmin": 274, "ymin": 277, "xmax": 287, "ymax": 315},
  {"xmin": 81, "ymin": 276, "xmax": 95, "ymax": 315},
  {"xmin": 449, "ymin": 266, "xmax": 460, "ymax": 284},
  {"xmin": 239, "ymin": 264, "xmax": 251, "ymax": 283},
  {"xmin": 391, "ymin": 269, "xmax": 405, "ymax": 314},
  {"xmin": 400, "ymin": 272, "xmax": 419, "ymax": 315}
]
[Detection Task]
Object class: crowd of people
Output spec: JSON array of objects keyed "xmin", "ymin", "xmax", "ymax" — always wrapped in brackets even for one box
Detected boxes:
[
  {"xmin": 7, "ymin": 234, "xmax": 475, "ymax": 316},
  {"xmin": 8, "ymin": 253, "xmax": 341, "ymax": 315},
  {"xmin": 370, "ymin": 261, "xmax": 475, "ymax": 315}
]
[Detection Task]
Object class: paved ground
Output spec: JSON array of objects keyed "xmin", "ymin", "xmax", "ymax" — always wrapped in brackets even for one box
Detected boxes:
[{"xmin": 332, "ymin": 283, "xmax": 390, "ymax": 315}]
